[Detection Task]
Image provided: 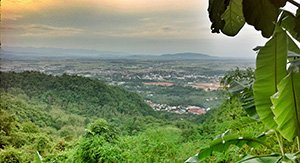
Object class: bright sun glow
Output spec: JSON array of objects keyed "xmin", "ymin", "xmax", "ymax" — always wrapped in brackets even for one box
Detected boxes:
[{"xmin": 2, "ymin": 0, "xmax": 204, "ymax": 17}]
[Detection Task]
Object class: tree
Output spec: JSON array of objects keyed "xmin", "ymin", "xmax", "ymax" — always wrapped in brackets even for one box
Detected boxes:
[
  {"xmin": 221, "ymin": 68, "xmax": 257, "ymax": 118},
  {"xmin": 69, "ymin": 119, "xmax": 122, "ymax": 163},
  {"xmin": 188, "ymin": 0, "xmax": 300, "ymax": 161},
  {"xmin": 0, "ymin": 109, "xmax": 16, "ymax": 149}
]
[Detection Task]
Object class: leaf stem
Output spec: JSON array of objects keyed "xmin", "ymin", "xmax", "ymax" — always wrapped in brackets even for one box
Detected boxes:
[
  {"xmin": 275, "ymin": 131, "xmax": 285, "ymax": 156},
  {"xmin": 287, "ymin": 0, "xmax": 300, "ymax": 8}
]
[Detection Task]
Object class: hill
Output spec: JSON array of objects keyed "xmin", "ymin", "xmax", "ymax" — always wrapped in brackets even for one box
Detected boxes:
[
  {"xmin": 0, "ymin": 70, "xmax": 272, "ymax": 162},
  {"xmin": 0, "ymin": 71, "xmax": 206, "ymax": 162},
  {"xmin": 127, "ymin": 52, "xmax": 217, "ymax": 60},
  {"xmin": 0, "ymin": 71, "xmax": 155, "ymax": 118},
  {"xmin": 1, "ymin": 47, "xmax": 219, "ymax": 61},
  {"xmin": 159, "ymin": 52, "xmax": 217, "ymax": 60}
]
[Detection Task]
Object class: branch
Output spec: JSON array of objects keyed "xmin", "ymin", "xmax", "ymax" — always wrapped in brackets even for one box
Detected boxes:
[{"xmin": 287, "ymin": 0, "xmax": 300, "ymax": 8}]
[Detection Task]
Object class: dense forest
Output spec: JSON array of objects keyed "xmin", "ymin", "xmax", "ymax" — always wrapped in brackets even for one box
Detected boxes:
[
  {"xmin": 0, "ymin": 71, "xmax": 274, "ymax": 162},
  {"xmin": 1, "ymin": 0, "xmax": 300, "ymax": 162}
]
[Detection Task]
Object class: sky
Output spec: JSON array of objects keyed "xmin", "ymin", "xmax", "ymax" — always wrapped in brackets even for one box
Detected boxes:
[{"xmin": 1, "ymin": 0, "xmax": 299, "ymax": 58}]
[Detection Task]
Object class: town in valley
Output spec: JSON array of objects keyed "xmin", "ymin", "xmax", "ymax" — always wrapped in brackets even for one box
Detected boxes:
[{"xmin": 1, "ymin": 49, "xmax": 254, "ymax": 116}]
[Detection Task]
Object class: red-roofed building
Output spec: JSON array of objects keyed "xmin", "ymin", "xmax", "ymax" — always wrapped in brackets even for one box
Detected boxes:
[{"xmin": 187, "ymin": 106, "xmax": 206, "ymax": 115}]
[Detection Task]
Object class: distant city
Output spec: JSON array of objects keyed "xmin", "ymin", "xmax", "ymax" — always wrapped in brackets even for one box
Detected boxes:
[{"xmin": 0, "ymin": 47, "xmax": 255, "ymax": 115}]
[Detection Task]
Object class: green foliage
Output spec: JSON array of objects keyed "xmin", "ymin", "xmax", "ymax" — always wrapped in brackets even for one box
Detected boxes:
[
  {"xmin": 70, "ymin": 127, "xmax": 122, "ymax": 163},
  {"xmin": 221, "ymin": 0, "xmax": 245, "ymax": 36},
  {"xmin": 0, "ymin": 69, "xmax": 281, "ymax": 162},
  {"xmin": 120, "ymin": 127, "xmax": 186, "ymax": 162},
  {"xmin": 86, "ymin": 119, "xmax": 118, "ymax": 142},
  {"xmin": 208, "ymin": 0, "xmax": 229, "ymax": 33},
  {"xmin": 221, "ymin": 67, "xmax": 254, "ymax": 87},
  {"xmin": 242, "ymin": 0, "xmax": 279, "ymax": 37},
  {"xmin": 0, "ymin": 71, "xmax": 155, "ymax": 118},
  {"xmin": 238, "ymin": 153, "xmax": 300, "ymax": 162},
  {"xmin": 295, "ymin": 9, "xmax": 300, "ymax": 38},
  {"xmin": 205, "ymin": 0, "xmax": 300, "ymax": 162},
  {"xmin": 0, "ymin": 109, "xmax": 16, "ymax": 149},
  {"xmin": 238, "ymin": 154, "xmax": 282, "ymax": 163},
  {"xmin": 186, "ymin": 97, "xmax": 273, "ymax": 162},
  {"xmin": 21, "ymin": 121, "xmax": 40, "ymax": 133},
  {"xmin": 34, "ymin": 151, "xmax": 43, "ymax": 163},
  {"xmin": 209, "ymin": 0, "xmax": 300, "ymax": 39},
  {"xmin": 271, "ymin": 70, "xmax": 300, "ymax": 142},
  {"xmin": 253, "ymin": 26, "xmax": 288, "ymax": 129},
  {"xmin": 197, "ymin": 134, "xmax": 271, "ymax": 160},
  {"xmin": 143, "ymin": 85, "xmax": 223, "ymax": 108},
  {"xmin": 0, "ymin": 72, "xmax": 210, "ymax": 162},
  {"xmin": 35, "ymin": 136, "xmax": 50, "ymax": 154},
  {"xmin": 280, "ymin": 10, "xmax": 300, "ymax": 42},
  {"xmin": 0, "ymin": 146, "xmax": 25, "ymax": 163},
  {"xmin": 221, "ymin": 68, "xmax": 257, "ymax": 118}
]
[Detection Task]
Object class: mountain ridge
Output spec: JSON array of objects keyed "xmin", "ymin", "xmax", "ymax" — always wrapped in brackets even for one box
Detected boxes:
[
  {"xmin": 1, "ymin": 47, "xmax": 218, "ymax": 60},
  {"xmin": 159, "ymin": 52, "xmax": 217, "ymax": 60}
]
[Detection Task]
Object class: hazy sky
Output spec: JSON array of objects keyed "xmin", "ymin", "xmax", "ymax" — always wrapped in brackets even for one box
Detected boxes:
[{"xmin": 1, "ymin": 0, "xmax": 299, "ymax": 58}]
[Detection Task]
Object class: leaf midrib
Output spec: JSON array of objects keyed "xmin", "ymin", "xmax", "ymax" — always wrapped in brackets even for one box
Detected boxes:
[
  {"xmin": 291, "ymin": 73, "xmax": 300, "ymax": 137},
  {"xmin": 274, "ymin": 31, "xmax": 278, "ymax": 93}
]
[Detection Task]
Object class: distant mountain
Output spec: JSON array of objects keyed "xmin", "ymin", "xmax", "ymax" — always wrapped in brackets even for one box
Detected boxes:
[
  {"xmin": 1, "ymin": 47, "xmax": 218, "ymax": 61},
  {"xmin": 127, "ymin": 52, "xmax": 217, "ymax": 60},
  {"xmin": 159, "ymin": 52, "xmax": 217, "ymax": 60}
]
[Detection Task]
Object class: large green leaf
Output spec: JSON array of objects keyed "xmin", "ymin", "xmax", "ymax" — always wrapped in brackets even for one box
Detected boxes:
[
  {"xmin": 197, "ymin": 134, "xmax": 271, "ymax": 160},
  {"xmin": 239, "ymin": 153, "xmax": 300, "ymax": 163},
  {"xmin": 185, "ymin": 154, "xmax": 198, "ymax": 163},
  {"xmin": 208, "ymin": 0, "xmax": 230, "ymax": 33},
  {"xmin": 34, "ymin": 151, "xmax": 43, "ymax": 163},
  {"xmin": 229, "ymin": 81, "xmax": 257, "ymax": 119},
  {"xmin": 269, "ymin": 0, "xmax": 287, "ymax": 7},
  {"xmin": 287, "ymin": 34, "xmax": 300, "ymax": 62},
  {"xmin": 285, "ymin": 153, "xmax": 300, "ymax": 162},
  {"xmin": 238, "ymin": 154, "xmax": 282, "ymax": 163},
  {"xmin": 243, "ymin": 0, "xmax": 279, "ymax": 38},
  {"xmin": 240, "ymin": 86, "xmax": 258, "ymax": 119},
  {"xmin": 287, "ymin": 34, "xmax": 300, "ymax": 55},
  {"xmin": 271, "ymin": 69, "xmax": 300, "ymax": 142},
  {"xmin": 221, "ymin": 0, "xmax": 245, "ymax": 36},
  {"xmin": 280, "ymin": 10, "xmax": 300, "ymax": 42},
  {"xmin": 295, "ymin": 9, "xmax": 300, "ymax": 38},
  {"xmin": 253, "ymin": 27, "xmax": 288, "ymax": 129}
]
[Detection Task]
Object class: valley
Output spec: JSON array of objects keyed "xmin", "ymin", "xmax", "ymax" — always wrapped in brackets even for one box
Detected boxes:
[
  {"xmin": 1, "ymin": 55, "xmax": 253, "ymax": 114},
  {"xmin": 1, "ymin": 56, "xmax": 254, "ymax": 115},
  {"xmin": 0, "ymin": 55, "xmax": 271, "ymax": 162}
]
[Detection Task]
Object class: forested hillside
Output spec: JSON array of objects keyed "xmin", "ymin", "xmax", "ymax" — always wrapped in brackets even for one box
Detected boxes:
[
  {"xmin": 2, "ymin": 0, "xmax": 299, "ymax": 162},
  {"xmin": 0, "ymin": 71, "xmax": 156, "ymax": 118},
  {"xmin": 0, "ymin": 71, "xmax": 270, "ymax": 162}
]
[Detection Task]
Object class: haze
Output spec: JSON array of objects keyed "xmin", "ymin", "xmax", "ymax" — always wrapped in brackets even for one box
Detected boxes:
[{"xmin": 1, "ymin": 0, "xmax": 298, "ymax": 58}]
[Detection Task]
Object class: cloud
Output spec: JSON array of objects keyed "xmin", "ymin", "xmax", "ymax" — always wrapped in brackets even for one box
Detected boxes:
[
  {"xmin": 2, "ymin": 24, "xmax": 84, "ymax": 37},
  {"xmin": 3, "ymin": 0, "xmax": 208, "ymax": 39},
  {"xmin": 23, "ymin": 24, "xmax": 83, "ymax": 37},
  {"xmin": 1, "ymin": 13, "xmax": 23, "ymax": 21},
  {"xmin": 1, "ymin": 0, "xmax": 213, "ymax": 52},
  {"xmin": 1, "ymin": 0, "xmax": 267, "ymax": 58},
  {"xmin": 161, "ymin": 27, "xmax": 173, "ymax": 32}
]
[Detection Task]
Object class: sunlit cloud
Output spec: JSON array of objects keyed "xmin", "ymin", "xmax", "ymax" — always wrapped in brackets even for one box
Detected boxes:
[{"xmin": 20, "ymin": 24, "xmax": 84, "ymax": 37}]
